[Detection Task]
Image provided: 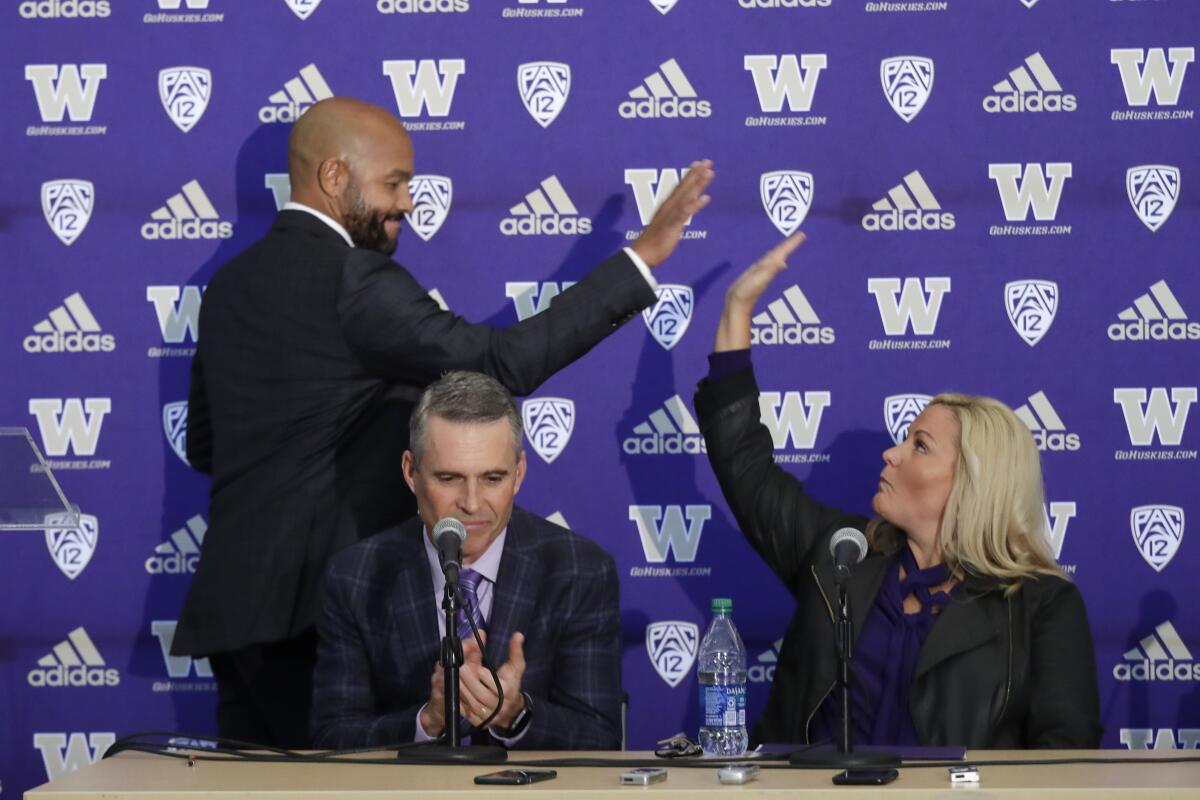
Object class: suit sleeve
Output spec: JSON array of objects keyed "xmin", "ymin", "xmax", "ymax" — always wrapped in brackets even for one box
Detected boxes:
[
  {"xmin": 310, "ymin": 558, "xmax": 423, "ymax": 749},
  {"xmin": 694, "ymin": 366, "xmax": 863, "ymax": 591},
  {"xmin": 507, "ymin": 551, "xmax": 623, "ymax": 750},
  {"xmin": 1022, "ymin": 581, "xmax": 1103, "ymax": 747},
  {"xmin": 185, "ymin": 351, "xmax": 213, "ymax": 474},
  {"xmin": 336, "ymin": 249, "xmax": 656, "ymax": 396}
]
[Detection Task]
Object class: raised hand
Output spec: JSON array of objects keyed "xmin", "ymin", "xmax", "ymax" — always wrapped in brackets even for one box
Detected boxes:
[
  {"xmin": 630, "ymin": 160, "xmax": 715, "ymax": 269},
  {"xmin": 715, "ymin": 233, "xmax": 806, "ymax": 352}
]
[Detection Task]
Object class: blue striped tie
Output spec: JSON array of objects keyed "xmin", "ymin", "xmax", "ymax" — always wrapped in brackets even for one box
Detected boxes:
[{"xmin": 456, "ymin": 568, "xmax": 486, "ymax": 641}]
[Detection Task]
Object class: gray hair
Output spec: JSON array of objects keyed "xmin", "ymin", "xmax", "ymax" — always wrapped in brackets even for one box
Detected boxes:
[{"xmin": 409, "ymin": 371, "xmax": 523, "ymax": 467}]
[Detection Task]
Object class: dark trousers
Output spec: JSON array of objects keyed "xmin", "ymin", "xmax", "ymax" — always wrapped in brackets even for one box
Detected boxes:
[{"xmin": 208, "ymin": 629, "xmax": 318, "ymax": 749}]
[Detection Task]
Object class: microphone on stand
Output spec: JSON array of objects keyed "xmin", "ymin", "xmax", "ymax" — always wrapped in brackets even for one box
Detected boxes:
[
  {"xmin": 829, "ymin": 528, "xmax": 868, "ymax": 585},
  {"xmin": 433, "ymin": 517, "xmax": 467, "ymax": 586}
]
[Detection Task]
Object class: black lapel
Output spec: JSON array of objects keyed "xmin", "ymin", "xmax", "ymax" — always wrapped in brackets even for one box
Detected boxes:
[
  {"xmin": 387, "ymin": 521, "xmax": 440, "ymax": 670},
  {"xmin": 813, "ymin": 551, "xmax": 891, "ymax": 640},
  {"xmin": 485, "ymin": 513, "xmax": 542, "ymax": 668},
  {"xmin": 914, "ymin": 585, "xmax": 1002, "ymax": 678}
]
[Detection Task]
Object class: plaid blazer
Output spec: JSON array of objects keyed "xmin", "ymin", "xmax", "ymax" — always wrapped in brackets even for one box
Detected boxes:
[{"xmin": 311, "ymin": 507, "xmax": 623, "ymax": 750}]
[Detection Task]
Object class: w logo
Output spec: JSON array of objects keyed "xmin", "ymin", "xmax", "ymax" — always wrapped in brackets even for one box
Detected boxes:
[
  {"xmin": 1114, "ymin": 387, "xmax": 1197, "ymax": 446},
  {"xmin": 760, "ymin": 170, "xmax": 813, "ymax": 236},
  {"xmin": 1111, "ymin": 48, "xmax": 1195, "ymax": 106},
  {"xmin": 150, "ymin": 620, "xmax": 212, "ymax": 678},
  {"xmin": 521, "ymin": 397, "xmax": 574, "ymax": 464},
  {"xmin": 382, "ymin": 59, "xmax": 466, "ymax": 118},
  {"xmin": 989, "ymin": 163, "xmax": 1072, "ymax": 221},
  {"xmin": 33, "ymin": 733, "xmax": 115, "ymax": 782},
  {"xmin": 758, "ymin": 391, "xmax": 831, "ymax": 450},
  {"xmin": 1043, "ymin": 501, "xmax": 1077, "ymax": 560},
  {"xmin": 629, "ymin": 505, "xmax": 710, "ymax": 563},
  {"xmin": 867, "ymin": 277, "xmax": 951, "ymax": 336},
  {"xmin": 625, "ymin": 168, "xmax": 694, "ymax": 227},
  {"xmin": 28, "ymin": 398, "xmax": 111, "ymax": 457},
  {"xmin": 146, "ymin": 286, "xmax": 204, "ymax": 344},
  {"xmin": 505, "ymin": 281, "xmax": 576, "ymax": 321},
  {"xmin": 25, "ymin": 64, "xmax": 107, "ymax": 122},
  {"xmin": 643, "ymin": 284, "xmax": 693, "ymax": 350},
  {"xmin": 743, "ymin": 54, "xmax": 827, "ymax": 113}
]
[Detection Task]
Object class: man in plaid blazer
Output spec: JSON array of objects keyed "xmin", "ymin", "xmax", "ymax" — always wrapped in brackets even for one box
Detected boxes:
[{"xmin": 311, "ymin": 372, "xmax": 621, "ymax": 750}]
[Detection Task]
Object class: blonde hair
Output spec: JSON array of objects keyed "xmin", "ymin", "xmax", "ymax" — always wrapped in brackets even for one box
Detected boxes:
[{"xmin": 867, "ymin": 393, "xmax": 1064, "ymax": 591}]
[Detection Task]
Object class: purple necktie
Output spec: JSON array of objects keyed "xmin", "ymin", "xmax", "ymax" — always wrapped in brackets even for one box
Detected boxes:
[{"xmin": 456, "ymin": 568, "xmax": 486, "ymax": 641}]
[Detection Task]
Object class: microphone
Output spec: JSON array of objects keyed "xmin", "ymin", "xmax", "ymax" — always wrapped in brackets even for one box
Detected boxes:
[
  {"xmin": 829, "ymin": 527, "xmax": 867, "ymax": 585},
  {"xmin": 432, "ymin": 517, "xmax": 467, "ymax": 585}
]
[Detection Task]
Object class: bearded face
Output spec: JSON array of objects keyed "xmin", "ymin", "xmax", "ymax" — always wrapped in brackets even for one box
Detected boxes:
[{"xmin": 343, "ymin": 177, "xmax": 403, "ymax": 255}]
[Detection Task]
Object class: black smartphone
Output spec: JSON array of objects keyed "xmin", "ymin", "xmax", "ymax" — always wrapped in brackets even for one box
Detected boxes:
[
  {"xmin": 474, "ymin": 769, "xmax": 558, "ymax": 785},
  {"xmin": 832, "ymin": 768, "xmax": 899, "ymax": 786}
]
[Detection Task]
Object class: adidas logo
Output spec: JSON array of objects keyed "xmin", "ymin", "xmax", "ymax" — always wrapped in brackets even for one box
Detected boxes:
[
  {"xmin": 27, "ymin": 627, "xmax": 120, "ymax": 687},
  {"xmin": 738, "ymin": 0, "xmax": 831, "ymax": 6},
  {"xmin": 861, "ymin": 171, "xmax": 955, "ymax": 231},
  {"xmin": 1109, "ymin": 280, "xmax": 1200, "ymax": 342},
  {"xmin": 145, "ymin": 515, "xmax": 206, "ymax": 574},
  {"xmin": 748, "ymin": 639, "xmax": 783, "ymax": 683},
  {"xmin": 1114, "ymin": 620, "xmax": 1200, "ymax": 682},
  {"xmin": 24, "ymin": 293, "xmax": 114, "ymax": 354},
  {"xmin": 499, "ymin": 176, "xmax": 592, "ymax": 236},
  {"xmin": 141, "ymin": 180, "xmax": 233, "ymax": 240},
  {"xmin": 623, "ymin": 395, "xmax": 707, "ymax": 455},
  {"xmin": 1013, "ymin": 391, "xmax": 1080, "ymax": 451},
  {"xmin": 619, "ymin": 59, "xmax": 712, "ymax": 119},
  {"xmin": 983, "ymin": 52, "xmax": 1076, "ymax": 113},
  {"xmin": 258, "ymin": 63, "xmax": 332, "ymax": 124},
  {"xmin": 376, "ymin": 0, "xmax": 468, "ymax": 13},
  {"xmin": 19, "ymin": 0, "xmax": 110, "ymax": 17},
  {"xmin": 750, "ymin": 285, "xmax": 835, "ymax": 346}
]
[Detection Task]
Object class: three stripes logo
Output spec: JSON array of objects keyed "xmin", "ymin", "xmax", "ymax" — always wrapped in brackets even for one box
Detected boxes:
[
  {"xmin": 159, "ymin": 67, "xmax": 211, "ymax": 132},
  {"xmin": 517, "ymin": 61, "xmax": 570, "ymax": 128},
  {"xmin": 861, "ymin": 170, "xmax": 954, "ymax": 231},
  {"xmin": 500, "ymin": 176, "xmax": 591, "ymax": 236},
  {"xmin": 983, "ymin": 52, "xmax": 1076, "ymax": 113},
  {"xmin": 619, "ymin": 58, "xmax": 711, "ymax": 119},
  {"xmin": 27, "ymin": 627, "xmax": 120, "ymax": 687},
  {"xmin": 623, "ymin": 395, "xmax": 706, "ymax": 456},
  {"xmin": 1014, "ymin": 390, "xmax": 1080, "ymax": 451},
  {"xmin": 1127, "ymin": 165, "xmax": 1180, "ymax": 232},
  {"xmin": 1114, "ymin": 620, "xmax": 1199, "ymax": 681},
  {"xmin": 141, "ymin": 180, "xmax": 233, "ymax": 240},
  {"xmin": 749, "ymin": 639, "xmax": 783, "ymax": 683},
  {"xmin": 881, "ymin": 57, "xmax": 933, "ymax": 123},
  {"xmin": 751, "ymin": 284, "xmax": 834, "ymax": 346},
  {"xmin": 1005, "ymin": 280, "xmax": 1058, "ymax": 347},
  {"xmin": 522, "ymin": 397, "xmax": 575, "ymax": 464},
  {"xmin": 41, "ymin": 179, "xmax": 93, "ymax": 246},
  {"xmin": 1131, "ymin": 504, "xmax": 1184, "ymax": 573},
  {"xmin": 1108, "ymin": 281, "xmax": 1199, "ymax": 342},
  {"xmin": 146, "ymin": 514, "xmax": 206, "ymax": 574},
  {"xmin": 24, "ymin": 293, "xmax": 115, "ymax": 353},
  {"xmin": 258, "ymin": 63, "xmax": 332, "ymax": 124}
]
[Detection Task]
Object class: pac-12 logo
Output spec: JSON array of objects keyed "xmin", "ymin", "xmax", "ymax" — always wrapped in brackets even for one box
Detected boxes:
[
  {"xmin": 41, "ymin": 180, "xmax": 94, "ymax": 246},
  {"xmin": 643, "ymin": 285, "xmax": 693, "ymax": 350},
  {"xmin": 521, "ymin": 397, "xmax": 574, "ymax": 464},
  {"xmin": 1131, "ymin": 505, "xmax": 1184, "ymax": 573},
  {"xmin": 1005, "ymin": 280, "xmax": 1058, "ymax": 347},
  {"xmin": 884, "ymin": 394, "xmax": 931, "ymax": 445},
  {"xmin": 163, "ymin": 401, "xmax": 189, "ymax": 464},
  {"xmin": 880, "ymin": 57, "xmax": 933, "ymax": 122},
  {"xmin": 517, "ymin": 61, "xmax": 570, "ymax": 128},
  {"xmin": 760, "ymin": 171, "xmax": 812, "ymax": 236},
  {"xmin": 44, "ymin": 512, "xmax": 98, "ymax": 581},
  {"xmin": 408, "ymin": 175, "xmax": 452, "ymax": 241},
  {"xmin": 158, "ymin": 67, "xmax": 211, "ymax": 132},
  {"xmin": 646, "ymin": 621, "xmax": 698, "ymax": 688},
  {"xmin": 1127, "ymin": 165, "xmax": 1180, "ymax": 232}
]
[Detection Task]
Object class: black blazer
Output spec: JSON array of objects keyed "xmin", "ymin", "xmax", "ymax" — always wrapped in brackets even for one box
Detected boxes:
[
  {"xmin": 694, "ymin": 367, "xmax": 1102, "ymax": 749},
  {"xmin": 311, "ymin": 508, "xmax": 622, "ymax": 750},
  {"xmin": 175, "ymin": 210, "xmax": 655, "ymax": 656}
]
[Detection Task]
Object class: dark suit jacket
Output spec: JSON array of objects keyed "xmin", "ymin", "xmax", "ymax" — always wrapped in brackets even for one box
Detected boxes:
[
  {"xmin": 311, "ymin": 507, "xmax": 622, "ymax": 750},
  {"xmin": 175, "ymin": 210, "xmax": 655, "ymax": 657},
  {"xmin": 694, "ymin": 367, "xmax": 1103, "ymax": 748}
]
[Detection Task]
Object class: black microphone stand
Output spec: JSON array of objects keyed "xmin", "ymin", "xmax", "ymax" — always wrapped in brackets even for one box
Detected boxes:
[
  {"xmin": 397, "ymin": 565, "xmax": 506, "ymax": 763},
  {"xmin": 790, "ymin": 578, "xmax": 898, "ymax": 770}
]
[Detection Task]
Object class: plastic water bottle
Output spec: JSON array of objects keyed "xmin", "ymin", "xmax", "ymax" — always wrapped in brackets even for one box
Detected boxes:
[{"xmin": 698, "ymin": 597, "xmax": 748, "ymax": 757}]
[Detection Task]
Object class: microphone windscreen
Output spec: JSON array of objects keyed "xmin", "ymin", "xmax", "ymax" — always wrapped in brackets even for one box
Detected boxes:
[
  {"xmin": 828, "ymin": 527, "xmax": 868, "ymax": 564},
  {"xmin": 433, "ymin": 517, "xmax": 467, "ymax": 544}
]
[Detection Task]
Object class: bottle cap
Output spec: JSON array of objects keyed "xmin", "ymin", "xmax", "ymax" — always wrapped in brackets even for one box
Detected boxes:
[{"xmin": 711, "ymin": 597, "xmax": 732, "ymax": 613}]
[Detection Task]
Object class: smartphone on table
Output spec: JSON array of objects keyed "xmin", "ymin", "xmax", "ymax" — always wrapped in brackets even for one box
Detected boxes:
[{"xmin": 474, "ymin": 769, "xmax": 558, "ymax": 785}]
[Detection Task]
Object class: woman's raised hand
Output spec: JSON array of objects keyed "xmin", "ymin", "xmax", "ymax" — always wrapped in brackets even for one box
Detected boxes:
[{"xmin": 715, "ymin": 232, "xmax": 806, "ymax": 352}]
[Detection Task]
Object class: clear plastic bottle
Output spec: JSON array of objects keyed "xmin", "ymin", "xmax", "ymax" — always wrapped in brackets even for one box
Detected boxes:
[{"xmin": 698, "ymin": 597, "xmax": 748, "ymax": 757}]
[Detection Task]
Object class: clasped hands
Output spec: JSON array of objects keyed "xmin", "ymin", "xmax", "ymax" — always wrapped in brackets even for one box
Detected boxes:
[{"xmin": 419, "ymin": 631, "xmax": 527, "ymax": 737}]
